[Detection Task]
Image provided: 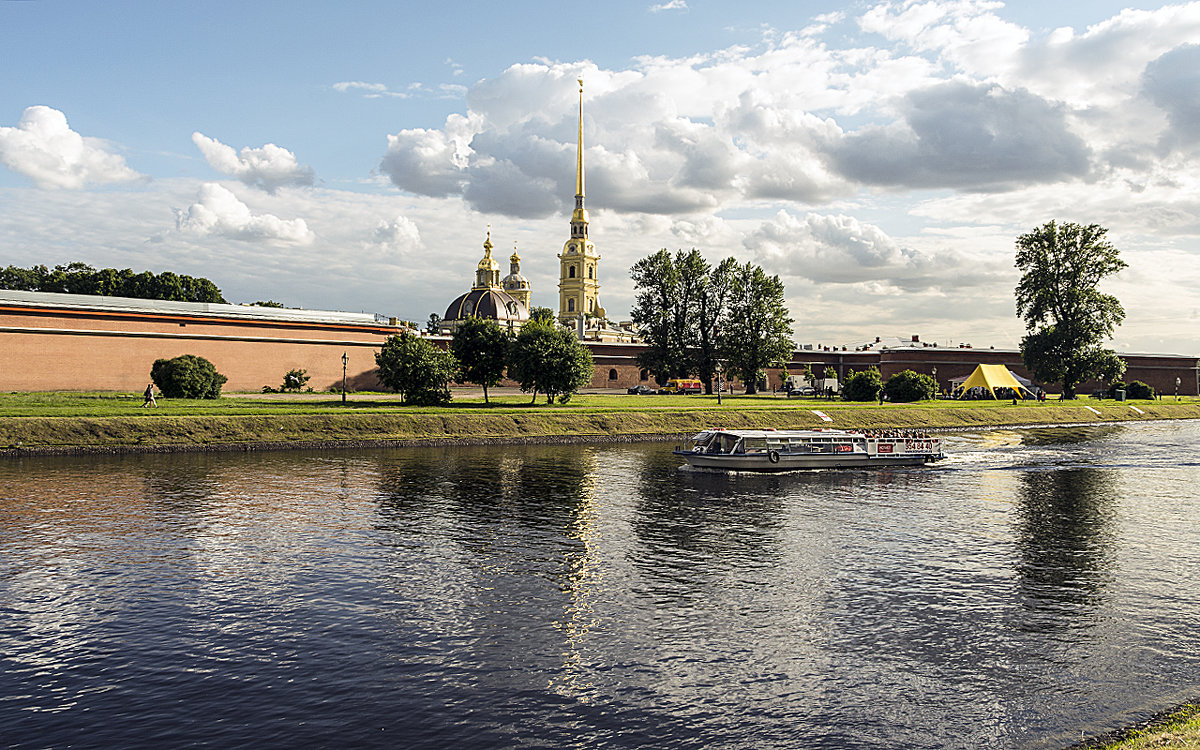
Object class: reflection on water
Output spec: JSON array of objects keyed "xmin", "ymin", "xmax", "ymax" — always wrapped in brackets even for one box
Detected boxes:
[
  {"xmin": 1, "ymin": 423, "xmax": 1200, "ymax": 749},
  {"xmin": 1015, "ymin": 469, "xmax": 1118, "ymax": 620}
]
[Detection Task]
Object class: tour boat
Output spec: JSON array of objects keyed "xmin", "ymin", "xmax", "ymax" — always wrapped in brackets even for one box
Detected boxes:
[{"xmin": 674, "ymin": 428, "xmax": 945, "ymax": 472}]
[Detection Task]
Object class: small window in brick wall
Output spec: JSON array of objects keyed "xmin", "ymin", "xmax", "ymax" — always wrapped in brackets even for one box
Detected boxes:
[{"xmin": 609, "ymin": 369, "xmax": 618, "ymax": 380}]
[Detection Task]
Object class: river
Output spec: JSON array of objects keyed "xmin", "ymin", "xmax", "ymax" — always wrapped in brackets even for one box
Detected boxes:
[{"xmin": 2, "ymin": 421, "xmax": 1199, "ymax": 749}]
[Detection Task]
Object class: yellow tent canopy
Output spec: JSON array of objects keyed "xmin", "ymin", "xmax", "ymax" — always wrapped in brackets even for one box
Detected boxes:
[{"xmin": 955, "ymin": 364, "xmax": 1034, "ymax": 399}]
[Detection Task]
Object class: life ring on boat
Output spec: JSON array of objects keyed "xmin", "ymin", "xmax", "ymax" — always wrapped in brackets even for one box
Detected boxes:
[{"xmin": 767, "ymin": 450, "xmax": 780, "ymax": 464}]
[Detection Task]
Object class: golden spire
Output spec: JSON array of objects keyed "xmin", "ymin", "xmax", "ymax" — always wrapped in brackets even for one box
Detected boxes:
[
  {"xmin": 571, "ymin": 78, "xmax": 589, "ymax": 229},
  {"xmin": 511, "ymin": 240, "xmax": 520, "ymax": 262},
  {"xmin": 576, "ymin": 78, "xmax": 584, "ymax": 199}
]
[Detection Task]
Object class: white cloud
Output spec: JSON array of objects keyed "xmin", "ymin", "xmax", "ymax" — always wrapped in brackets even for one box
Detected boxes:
[
  {"xmin": 191, "ymin": 132, "xmax": 314, "ymax": 193},
  {"xmin": 650, "ymin": 0, "xmax": 688, "ymax": 12},
  {"xmin": 0, "ymin": 106, "xmax": 145, "ymax": 189},
  {"xmin": 174, "ymin": 182, "xmax": 314, "ymax": 245},
  {"xmin": 746, "ymin": 210, "xmax": 1005, "ymax": 292},
  {"xmin": 371, "ymin": 215, "xmax": 422, "ymax": 251}
]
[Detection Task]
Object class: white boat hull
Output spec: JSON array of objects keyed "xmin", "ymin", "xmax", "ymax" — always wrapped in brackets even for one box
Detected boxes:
[{"xmin": 674, "ymin": 450, "xmax": 937, "ymax": 472}]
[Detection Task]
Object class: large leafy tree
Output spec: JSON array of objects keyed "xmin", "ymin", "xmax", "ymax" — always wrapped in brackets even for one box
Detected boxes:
[
  {"xmin": 1014, "ymin": 221, "xmax": 1127, "ymax": 399},
  {"xmin": 720, "ymin": 262, "xmax": 794, "ymax": 394},
  {"xmin": 451, "ymin": 316, "xmax": 512, "ymax": 403},
  {"xmin": 690, "ymin": 253, "xmax": 736, "ymax": 395},
  {"xmin": 508, "ymin": 319, "xmax": 594, "ymax": 404},
  {"xmin": 630, "ymin": 249, "xmax": 688, "ymax": 383},
  {"xmin": 375, "ymin": 332, "xmax": 458, "ymax": 405},
  {"xmin": 629, "ymin": 249, "xmax": 735, "ymax": 392}
]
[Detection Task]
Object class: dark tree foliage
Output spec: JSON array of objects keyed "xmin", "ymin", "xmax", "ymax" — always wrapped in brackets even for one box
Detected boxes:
[
  {"xmin": 630, "ymin": 249, "xmax": 688, "ymax": 384},
  {"xmin": 842, "ymin": 368, "xmax": 883, "ymax": 402},
  {"xmin": 0, "ymin": 263, "xmax": 226, "ymax": 303},
  {"xmin": 882, "ymin": 370, "xmax": 937, "ymax": 403},
  {"xmin": 150, "ymin": 354, "xmax": 228, "ymax": 399},
  {"xmin": 1014, "ymin": 221, "xmax": 1127, "ymax": 398},
  {"xmin": 629, "ymin": 249, "xmax": 737, "ymax": 393},
  {"xmin": 507, "ymin": 318, "xmax": 594, "ymax": 404},
  {"xmin": 451, "ymin": 316, "xmax": 512, "ymax": 404},
  {"xmin": 528, "ymin": 306, "xmax": 556, "ymax": 325},
  {"xmin": 280, "ymin": 368, "xmax": 310, "ymax": 392},
  {"xmin": 720, "ymin": 262, "xmax": 794, "ymax": 395},
  {"xmin": 374, "ymin": 332, "xmax": 457, "ymax": 405}
]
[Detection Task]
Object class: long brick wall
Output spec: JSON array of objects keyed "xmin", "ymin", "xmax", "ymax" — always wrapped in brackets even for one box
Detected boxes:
[{"xmin": 1, "ymin": 293, "xmax": 1196, "ymax": 396}]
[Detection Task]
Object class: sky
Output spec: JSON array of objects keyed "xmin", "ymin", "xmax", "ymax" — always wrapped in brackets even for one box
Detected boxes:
[{"xmin": 1, "ymin": 0, "xmax": 1198, "ymax": 354}]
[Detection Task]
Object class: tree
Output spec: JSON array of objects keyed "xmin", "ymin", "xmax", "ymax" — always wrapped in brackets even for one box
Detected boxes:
[
  {"xmin": 630, "ymin": 249, "xmax": 687, "ymax": 383},
  {"xmin": 0, "ymin": 262, "xmax": 227, "ymax": 303},
  {"xmin": 882, "ymin": 370, "xmax": 936, "ymax": 403},
  {"xmin": 693, "ymin": 255, "xmax": 736, "ymax": 394},
  {"xmin": 508, "ymin": 319, "xmax": 594, "ymax": 404},
  {"xmin": 426, "ymin": 313, "xmax": 441, "ymax": 333},
  {"xmin": 720, "ymin": 262, "xmax": 794, "ymax": 394},
  {"xmin": 375, "ymin": 332, "xmax": 457, "ymax": 405},
  {"xmin": 150, "ymin": 354, "xmax": 228, "ymax": 399},
  {"xmin": 1015, "ymin": 221, "xmax": 1127, "ymax": 399},
  {"xmin": 842, "ymin": 367, "xmax": 882, "ymax": 402},
  {"xmin": 529, "ymin": 306, "xmax": 556, "ymax": 325},
  {"xmin": 451, "ymin": 316, "xmax": 512, "ymax": 403},
  {"xmin": 630, "ymin": 249, "xmax": 735, "ymax": 393}
]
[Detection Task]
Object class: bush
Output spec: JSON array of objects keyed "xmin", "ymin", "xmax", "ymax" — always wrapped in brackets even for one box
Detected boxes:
[
  {"xmin": 842, "ymin": 368, "xmax": 883, "ymax": 402},
  {"xmin": 1127, "ymin": 380, "xmax": 1155, "ymax": 399},
  {"xmin": 883, "ymin": 370, "xmax": 937, "ymax": 403},
  {"xmin": 281, "ymin": 368, "xmax": 310, "ymax": 392},
  {"xmin": 150, "ymin": 354, "xmax": 228, "ymax": 399}
]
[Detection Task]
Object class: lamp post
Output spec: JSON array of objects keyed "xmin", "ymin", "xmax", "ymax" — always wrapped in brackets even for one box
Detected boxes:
[
  {"xmin": 1176, "ymin": 376, "xmax": 1181, "ymax": 401},
  {"xmin": 715, "ymin": 363, "xmax": 723, "ymax": 405},
  {"xmin": 931, "ymin": 367, "xmax": 937, "ymax": 398},
  {"xmin": 342, "ymin": 352, "xmax": 348, "ymax": 404}
]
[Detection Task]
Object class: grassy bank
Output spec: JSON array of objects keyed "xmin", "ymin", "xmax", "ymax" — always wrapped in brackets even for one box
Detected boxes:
[
  {"xmin": 1075, "ymin": 702, "xmax": 1200, "ymax": 749},
  {"xmin": 2, "ymin": 390, "xmax": 1198, "ymax": 454}
]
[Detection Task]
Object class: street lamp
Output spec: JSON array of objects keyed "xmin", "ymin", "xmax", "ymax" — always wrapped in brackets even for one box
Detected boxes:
[
  {"xmin": 715, "ymin": 362, "xmax": 723, "ymax": 405},
  {"xmin": 342, "ymin": 352, "xmax": 349, "ymax": 404},
  {"xmin": 931, "ymin": 367, "xmax": 937, "ymax": 397},
  {"xmin": 1176, "ymin": 376, "xmax": 1181, "ymax": 401}
]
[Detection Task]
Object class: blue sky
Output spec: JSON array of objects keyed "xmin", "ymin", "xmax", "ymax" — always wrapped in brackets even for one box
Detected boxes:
[{"xmin": 2, "ymin": 0, "xmax": 1198, "ymax": 354}]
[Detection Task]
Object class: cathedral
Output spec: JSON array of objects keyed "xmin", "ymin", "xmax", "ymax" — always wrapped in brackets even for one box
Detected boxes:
[{"xmin": 438, "ymin": 81, "xmax": 637, "ymax": 343}]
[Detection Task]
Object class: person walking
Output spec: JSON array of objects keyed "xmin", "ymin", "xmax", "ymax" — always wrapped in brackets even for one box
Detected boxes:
[{"xmin": 142, "ymin": 383, "xmax": 157, "ymax": 408}]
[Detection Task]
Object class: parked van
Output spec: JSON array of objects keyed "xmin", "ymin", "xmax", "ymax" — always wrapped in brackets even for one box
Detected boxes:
[{"xmin": 662, "ymin": 378, "xmax": 703, "ymax": 394}]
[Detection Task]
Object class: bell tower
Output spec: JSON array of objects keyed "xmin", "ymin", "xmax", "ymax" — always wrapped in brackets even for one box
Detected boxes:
[{"xmin": 558, "ymin": 79, "xmax": 603, "ymax": 326}]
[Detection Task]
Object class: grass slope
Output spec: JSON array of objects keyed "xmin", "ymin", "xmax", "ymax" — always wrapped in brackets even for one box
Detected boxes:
[{"xmin": 1, "ymin": 391, "xmax": 1198, "ymax": 453}]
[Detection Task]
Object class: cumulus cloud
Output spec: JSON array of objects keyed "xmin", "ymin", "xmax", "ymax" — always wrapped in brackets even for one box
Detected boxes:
[
  {"xmin": 191, "ymin": 132, "xmax": 314, "ymax": 193},
  {"xmin": 371, "ymin": 215, "xmax": 422, "ymax": 251},
  {"xmin": 650, "ymin": 1, "xmax": 688, "ymax": 12},
  {"xmin": 1142, "ymin": 43, "xmax": 1200, "ymax": 151},
  {"xmin": 175, "ymin": 182, "xmax": 314, "ymax": 244},
  {"xmin": 832, "ymin": 82, "xmax": 1091, "ymax": 189},
  {"xmin": 746, "ymin": 210, "xmax": 1003, "ymax": 291},
  {"xmin": 0, "ymin": 106, "xmax": 145, "ymax": 189}
]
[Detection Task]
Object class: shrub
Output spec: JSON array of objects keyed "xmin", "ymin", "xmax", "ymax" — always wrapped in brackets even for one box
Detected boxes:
[
  {"xmin": 883, "ymin": 370, "xmax": 937, "ymax": 403},
  {"xmin": 842, "ymin": 368, "xmax": 883, "ymax": 402},
  {"xmin": 150, "ymin": 354, "xmax": 228, "ymax": 399},
  {"xmin": 281, "ymin": 368, "xmax": 310, "ymax": 392},
  {"xmin": 1127, "ymin": 380, "xmax": 1155, "ymax": 399}
]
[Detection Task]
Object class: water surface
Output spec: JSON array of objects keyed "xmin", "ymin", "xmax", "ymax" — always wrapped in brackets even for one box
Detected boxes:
[{"xmin": 2, "ymin": 421, "xmax": 1199, "ymax": 748}]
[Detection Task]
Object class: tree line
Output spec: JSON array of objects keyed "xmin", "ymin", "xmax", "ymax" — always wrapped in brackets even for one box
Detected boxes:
[
  {"xmin": 375, "ymin": 309, "xmax": 592, "ymax": 405},
  {"xmin": 0, "ymin": 262, "xmax": 226, "ymax": 304},
  {"xmin": 631, "ymin": 249, "xmax": 794, "ymax": 394}
]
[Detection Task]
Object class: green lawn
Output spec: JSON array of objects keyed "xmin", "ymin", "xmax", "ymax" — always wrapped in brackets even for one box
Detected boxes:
[
  {"xmin": 0, "ymin": 389, "xmax": 1189, "ymax": 418},
  {"xmin": 1, "ymin": 390, "xmax": 1196, "ymax": 451}
]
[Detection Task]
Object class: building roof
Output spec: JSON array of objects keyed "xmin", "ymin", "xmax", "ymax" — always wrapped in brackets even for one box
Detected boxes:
[
  {"xmin": 443, "ymin": 288, "xmax": 529, "ymax": 323},
  {"xmin": 0, "ymin": 289, "xmax": 391, "ymax": 326}
]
